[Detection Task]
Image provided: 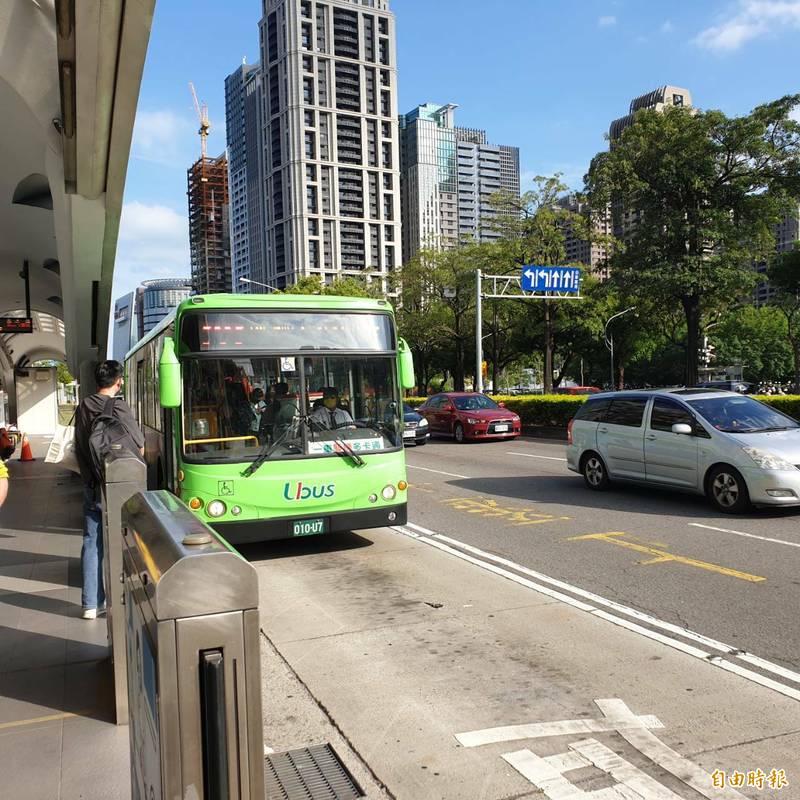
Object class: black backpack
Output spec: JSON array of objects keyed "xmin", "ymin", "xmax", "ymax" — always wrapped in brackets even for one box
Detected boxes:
[{"xmin": 88, "ymin": 396, "xmax": 143, "ymax": 487}]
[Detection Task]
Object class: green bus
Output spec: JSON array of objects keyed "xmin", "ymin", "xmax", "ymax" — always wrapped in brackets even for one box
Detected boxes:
[{"xmin": 125, "ymin": 293, "xmax": 414, "ymax": 543}]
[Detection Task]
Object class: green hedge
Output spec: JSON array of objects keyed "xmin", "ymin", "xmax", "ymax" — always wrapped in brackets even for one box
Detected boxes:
[{"xmin": 404, "ymin": 394, "xmax": 800, "ymax": 428}]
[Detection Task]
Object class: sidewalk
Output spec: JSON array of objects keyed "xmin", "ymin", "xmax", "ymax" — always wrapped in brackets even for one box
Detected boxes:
[
  {"xmin": 0, "ymin": 438, "xmax": 129, "ymax": 800},
  {"xmin": 244, "ymin": 526, "xmax": 800, "ymax": 800}
]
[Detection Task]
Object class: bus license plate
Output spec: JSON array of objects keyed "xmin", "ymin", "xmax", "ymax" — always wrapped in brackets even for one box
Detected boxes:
[{"xmin": 292, "ymin": 518, "xmax": 327, "ymax": 536}]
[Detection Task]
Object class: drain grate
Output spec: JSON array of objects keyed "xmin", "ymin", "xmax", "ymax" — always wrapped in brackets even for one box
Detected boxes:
[{"xmin": 265, "ymin": 743, "xmax": 363, "ymax": 800}]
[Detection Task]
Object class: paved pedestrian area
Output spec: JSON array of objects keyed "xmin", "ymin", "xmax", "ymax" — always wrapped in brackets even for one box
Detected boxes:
[{"xmin": 0, "ymin": 438, "xmax": 129, "ymax": 800}]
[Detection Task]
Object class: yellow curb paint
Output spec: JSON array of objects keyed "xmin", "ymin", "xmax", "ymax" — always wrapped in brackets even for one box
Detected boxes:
[{"xmin": 0, "ymin": 710, "xmax": 89, "ymax": 731}]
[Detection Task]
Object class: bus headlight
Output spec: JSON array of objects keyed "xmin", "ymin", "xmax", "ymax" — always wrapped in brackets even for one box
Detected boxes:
[
  {"xmin": 398, "ymin": 480, "xmax": 408, "ymax": 491},
  {"xmin": 368, "ymin": 493, "xmax": 378, "ymax": 503},
  {"xmin": 189, "ymin": 497, "xmax": 203, "ymax": 510},
  {"xmin": 381, "ymin": 484, "xmax": 396, "ymax": 501},
  {"xmin": 231, "ymin": 505, "xmax": 242, "ymax": 516},
  {"xmin": 207, "ymin": 500, "xmax": 227, "ymax": 518}
]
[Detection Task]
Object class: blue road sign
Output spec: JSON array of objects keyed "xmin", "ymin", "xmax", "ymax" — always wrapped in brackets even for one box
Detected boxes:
[{"xmin": 521, "ymin": 266, "xmax": 582, "ymax": 294}]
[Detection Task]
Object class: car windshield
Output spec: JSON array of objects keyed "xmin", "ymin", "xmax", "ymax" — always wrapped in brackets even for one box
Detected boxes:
[
  {"xmin": 183, "ymin": 355, "xmax": 401, "ymax": 462},
  {"xmin": 687, "ymin": 396, "xmax": 799, "ymax": 433},
  {"xmin": 452, "ymin": 395, "xmax": 499, "ymax": 411}
]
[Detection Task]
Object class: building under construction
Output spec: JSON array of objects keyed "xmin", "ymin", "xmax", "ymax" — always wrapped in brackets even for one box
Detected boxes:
[{"xmin": 187, "ymin": 153, "xmax": 232, "ymax": 294}]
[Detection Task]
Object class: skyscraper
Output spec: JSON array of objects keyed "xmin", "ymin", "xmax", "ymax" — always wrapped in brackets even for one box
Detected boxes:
[
  {"xmin": 187, "ymin": 152, "xmax": 232, "ymax": 294},
  {"xmin": 609, "ymin": 85, "xmax": 693, "ymax": 141},
  {"xmin": 557, "ymin": 194, "xmax": 612, "ymax": 278},
  {"xmin": 136, "ymin": 279, "xmax": 192, "ymax": 337},
  {"xmin": 399, "ymin": 102, "xmax": 520, "ymax": 261},
  {"xmin": 225, "ymin": 62, "xmax": 267, "ymax": 293},
  {"xmin": 112, "ymin": 292, "xmax": 137, "ymax": 362},
  {"xmin": 258, "ymin": 0, "xmax": 402, "ymax": 291}
]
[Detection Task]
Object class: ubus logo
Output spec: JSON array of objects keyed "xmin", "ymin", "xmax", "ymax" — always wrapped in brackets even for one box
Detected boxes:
[{"xmin": 283, "ymin": 482, "xmax": 335, "ymax": 501}]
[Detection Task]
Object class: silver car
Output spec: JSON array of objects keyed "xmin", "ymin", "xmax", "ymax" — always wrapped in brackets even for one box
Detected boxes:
[{"xmin": 566, "ymin": 389, "xmax": 800, "ymax": 513}]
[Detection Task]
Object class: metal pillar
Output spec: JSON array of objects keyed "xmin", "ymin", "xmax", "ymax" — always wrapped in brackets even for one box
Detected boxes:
[
  {"xmin": 102, "ymin": 452, "xmax": 147, "ymax": 725},
  {"xmin": 122, "ymin": 490, "xmax": 264, "ymax": 800},
  {"xmin": 475, "ymin": 268, "xmax": 483, "ymax": 394}
]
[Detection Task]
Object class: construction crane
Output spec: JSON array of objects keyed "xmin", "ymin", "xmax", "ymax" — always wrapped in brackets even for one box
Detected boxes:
[{"xmin": 189, "ymin": 81, "xmax": 210, "ymax": 159}]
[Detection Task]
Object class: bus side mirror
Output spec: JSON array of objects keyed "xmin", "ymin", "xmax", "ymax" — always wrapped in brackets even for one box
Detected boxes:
[
  {"xmin": 398, "ymin": 337, "xmax": 415, "ymax": 390},
  {"xmin": 159, "ymin": 338, "xmax": 181, "ymax": 408}
]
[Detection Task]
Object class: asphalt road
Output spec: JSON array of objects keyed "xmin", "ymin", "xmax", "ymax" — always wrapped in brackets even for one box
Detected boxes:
[{"xmin": 404, "ymin": 435, "xmax": 800, "ymax": 676}]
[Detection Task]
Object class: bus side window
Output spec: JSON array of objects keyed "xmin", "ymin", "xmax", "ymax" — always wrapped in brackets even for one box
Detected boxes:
[{"xmin": 136, "ymin": 359, "xmax": 145, "ymax": 425}]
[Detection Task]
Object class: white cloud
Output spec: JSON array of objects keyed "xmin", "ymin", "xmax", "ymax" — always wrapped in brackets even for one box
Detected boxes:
[
  {"xmin": 790, "ymin": 106, "xmax": 800, "ymax": 123},
  {"xmin": 131, "ymin": 110, "xmax": 197, "ymax": 166},
  {"xmin": 112, "ymin": 202, "xmax": 190, "ymax": 301},
  {"xmin": 693, "ymin": 1, "xmax": 800, "ymax": 54},
  {"xmin": 598, "ymin": 15, "xmax": 617, "ymax": 27},
  {"xmin": 661, "ymin": 19, "xmax": 675, "ymax": 33}
]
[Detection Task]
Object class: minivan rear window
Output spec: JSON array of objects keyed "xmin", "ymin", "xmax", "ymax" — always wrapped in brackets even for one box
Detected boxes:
[
  {"xmin": 574, "ymin": 398, "xmax": 610, "ymax": 422},
  {"xmin": 606, "ymin": 398, "xmax": 647, "ymax": 427}
]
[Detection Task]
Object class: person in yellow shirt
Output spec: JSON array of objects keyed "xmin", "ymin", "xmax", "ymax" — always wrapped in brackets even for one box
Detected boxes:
[{"xmin": 0, "ymin": 459, "xmax": 8, "ymax": 508}]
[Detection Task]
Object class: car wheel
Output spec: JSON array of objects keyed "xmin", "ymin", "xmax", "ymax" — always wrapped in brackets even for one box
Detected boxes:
[
  {"xmin": 707, "ymin": 465, "xmax": 751, "ymax": 513},
  {"xmin": 454, "ymin": 422, "xmax": 466, "ymax": 443},
  {"xmin": 582, "ymin": 452, "xmax": 610, "ymax": 491}
]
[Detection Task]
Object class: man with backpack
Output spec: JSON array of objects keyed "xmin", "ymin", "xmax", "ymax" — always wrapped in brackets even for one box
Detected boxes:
[{"xmin": 75, "ymin": 360, "xmax": 144, "ymax": 620}]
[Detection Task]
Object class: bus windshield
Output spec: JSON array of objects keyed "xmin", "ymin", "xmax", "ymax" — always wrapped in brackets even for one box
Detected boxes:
[{"xmin": 183, "ymin": 354, "xmax": 402, "ymax": 462}]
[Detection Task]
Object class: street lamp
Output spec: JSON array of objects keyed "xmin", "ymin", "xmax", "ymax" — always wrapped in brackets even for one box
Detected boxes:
[
  {"xmin": 604, "ymin": 307, "xmax": 635, "ymax": 390},
  {"xmin": 239, "ymin": 276, "xmax": 279, "ymax": 292}
]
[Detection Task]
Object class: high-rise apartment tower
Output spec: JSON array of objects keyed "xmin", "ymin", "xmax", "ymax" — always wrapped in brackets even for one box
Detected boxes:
[
  {"xmin": 225, "ymin": 63, "xmax": 268, "ymax": 292},
  {"xmin": 399, "ymin": 103, "xmax": 520, "ymax": 261},
  {"xmin": 187, "ymin": 153, "xmax": 233, "ymax": 294},
  {"xmin": 258, "ymin": 0, "xmax": 402, "ymax": 290}
]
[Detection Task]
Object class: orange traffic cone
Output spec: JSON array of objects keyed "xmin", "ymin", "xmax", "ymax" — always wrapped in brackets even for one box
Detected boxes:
[{"xmin": 19, "ymin": 433, "xmax": 34, "ymax": 462}]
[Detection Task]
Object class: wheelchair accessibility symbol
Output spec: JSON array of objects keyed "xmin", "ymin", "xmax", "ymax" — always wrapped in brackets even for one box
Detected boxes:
[{"xmin": 218, "ymin": 480, "xmax": 234, "ymax": 496}]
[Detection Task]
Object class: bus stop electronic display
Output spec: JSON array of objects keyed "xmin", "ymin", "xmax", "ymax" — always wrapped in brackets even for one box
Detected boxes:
[
  {"xmin": 181, "ymin": 312, "xmax": 395, "ymax": 352},
  {"xmin": 0, "ymin": 317, "xmax": 33, "ymax": 333}
]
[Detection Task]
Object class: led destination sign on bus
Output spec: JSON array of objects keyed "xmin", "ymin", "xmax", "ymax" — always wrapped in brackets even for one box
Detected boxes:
[{"xmin": 181, "ymin": 312, "xmax": 395, "ymax": 352}]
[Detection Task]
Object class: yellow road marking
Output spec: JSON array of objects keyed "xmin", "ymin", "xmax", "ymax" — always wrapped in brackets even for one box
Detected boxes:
[
  {"xmin": 0, "ymin": 710, "xmax": 87, "ymax": 731},
  {"xmin": 567, "ymin": 531, "xmax": 765, "ymax": 583},
  {"xmin": 440, "ymin": 496, "xmax": 570, "ymax": 526}
]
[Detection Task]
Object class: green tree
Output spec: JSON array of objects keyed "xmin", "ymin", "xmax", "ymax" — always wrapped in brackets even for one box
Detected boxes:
[
  {"xmin": 56, "ymin": 362, "xmax": 74, "ymax": 384},
  {"xmin": 281, "ymin": 275, "xmax": 382, "ymax": 297},
  {"xmin": 487, "ymin": 176, "xmax": 590, "ymax": 392},
  {"xmin": 587, "ymin": 96, "xmax": 800, "ymax": 386},
  {"xmin": 398, "ymin": 246, "xmax": 478, "ymax": 391},
  {"xmin": 712, "ymin": 305, "xmax": 792, "ymax": 384},
  {"xmin": 767, "ymin": 247, "xmax": 800, "ymax": 388}
]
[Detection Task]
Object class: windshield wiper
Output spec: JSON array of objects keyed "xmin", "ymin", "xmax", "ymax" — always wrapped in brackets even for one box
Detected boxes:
[
  {"xmin": 241, "ymin": 425, "xmax": 297, "ymax": 477},
  {"xmin": 756, "ymin": 426, "xmax": 796, "ymax": 432},
  {"xmin": 305, "ymin": 417, "xmax": 365, "ymax": 467}
]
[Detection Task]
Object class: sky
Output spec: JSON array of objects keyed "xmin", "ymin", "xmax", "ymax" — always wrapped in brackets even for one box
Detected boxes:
[{"xmin": 112, "ymin": 0, "xmax": 800, "ymax": 304}]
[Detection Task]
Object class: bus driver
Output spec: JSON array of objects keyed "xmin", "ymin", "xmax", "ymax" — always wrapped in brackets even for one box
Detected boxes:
[{"xmin": 310, "ymin": 387, "xmax": 354, "ymax": 430}]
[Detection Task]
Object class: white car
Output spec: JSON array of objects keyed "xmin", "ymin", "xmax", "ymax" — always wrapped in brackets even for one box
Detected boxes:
[{"xmin": 566, "ymin": 389, "xmax": 800, "ymax": 513}]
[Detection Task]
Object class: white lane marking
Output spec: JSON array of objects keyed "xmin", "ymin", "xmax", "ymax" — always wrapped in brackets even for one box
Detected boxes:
[
  {"xmin": 405, "ymin": 521, "xmax": 440, "ymax": 538},
  {"xmin": 569, "ymin": 738, "xmax": 684, "ymax": 800},
  {"xmin": 426, "ymin": 531, "xmax": 800, "ymax": 688},
  {"xmin": 405, "ymin": 464, "xmax": 470, "ymax": 479},
  {"xmin": 456, "ymin": 706, "xmax": 662, "ymax": 748},
  {"xmin": 502, "ymin": 748, "xmax": 594, "ymax": 799},
  {"xmin": 689, "ymin": 522, "xmax": 800, "ymax": 549},
  {"xmin": 467, "ymin": 700, "xmax": 746, "ymax": 800},
  {"xmin": 507, "ymin": 451, "xmax": 568, "ymax": 462},
  {"xmin": 614, "ymin": 725, "xmax": 746, "ymax": 800},
  {"xmin": 392, "ymin": 525, "xmax": 800, "ymax": 700}
]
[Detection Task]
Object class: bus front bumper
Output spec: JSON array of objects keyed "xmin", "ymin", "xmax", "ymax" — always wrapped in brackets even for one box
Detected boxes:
[{"xmin": 211, "ymin": 503, "xmax": 407, "ymax": 544}]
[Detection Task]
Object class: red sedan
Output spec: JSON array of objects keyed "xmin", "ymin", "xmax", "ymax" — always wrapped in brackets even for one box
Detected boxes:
[{"xmin": 417, "ymin": 393, "xmax": 522, "ymax": 443}]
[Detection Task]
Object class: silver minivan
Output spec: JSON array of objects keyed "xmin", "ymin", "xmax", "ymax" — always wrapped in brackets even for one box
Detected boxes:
[{"xmin": 566, "ymin": 389, "xmax": 800, "ymax": 513}]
